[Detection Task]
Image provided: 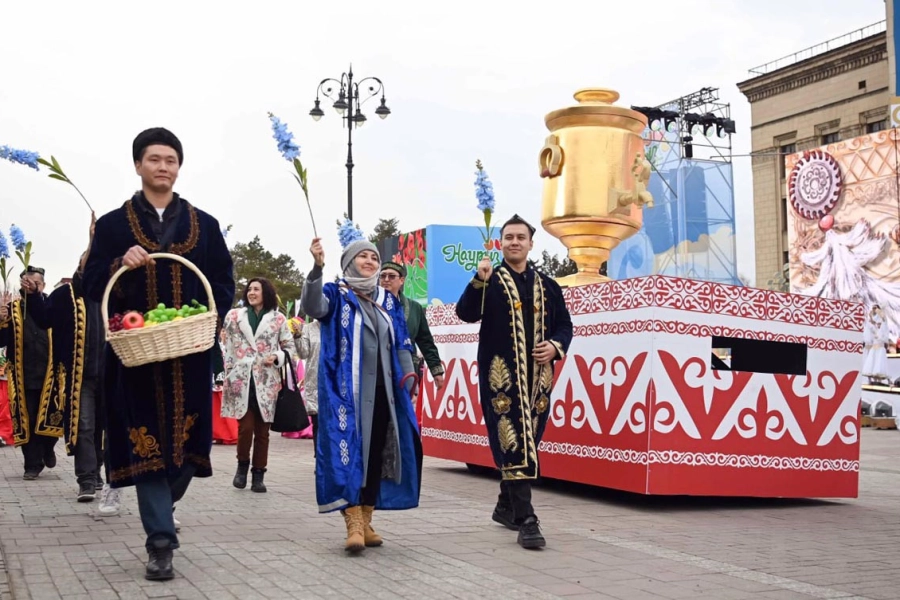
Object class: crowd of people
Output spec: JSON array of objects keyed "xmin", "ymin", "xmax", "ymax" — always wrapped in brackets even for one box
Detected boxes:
[{"xmin": 0, "ymin": 126, "xmax": 572, "ymax": 581}]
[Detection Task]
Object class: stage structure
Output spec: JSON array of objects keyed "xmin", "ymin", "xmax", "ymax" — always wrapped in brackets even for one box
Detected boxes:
[{"xmin": 609, "ymin": 88, "xmax": 740, "ymax": 285}]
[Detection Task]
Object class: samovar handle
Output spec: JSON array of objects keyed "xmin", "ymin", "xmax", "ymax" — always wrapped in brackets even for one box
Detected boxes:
[{"xmin": 539, "ymin": 134, "xmax": 563, "ymax": 178}]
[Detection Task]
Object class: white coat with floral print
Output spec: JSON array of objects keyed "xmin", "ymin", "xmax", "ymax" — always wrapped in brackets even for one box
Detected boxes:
[{"xmin": 221, "ymin": 307, "xmax": 298, "ymax": 422}]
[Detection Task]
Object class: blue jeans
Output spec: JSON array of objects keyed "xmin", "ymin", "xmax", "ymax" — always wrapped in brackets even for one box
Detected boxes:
[{"xmin": 135, "ymin": 463, "xmax": 197, "ymax": 551}]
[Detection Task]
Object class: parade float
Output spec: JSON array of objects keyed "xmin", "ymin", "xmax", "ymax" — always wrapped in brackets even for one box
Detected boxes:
[{"xmin": 413, "ymin": 88, "xmax": 865, "ymax": 498}]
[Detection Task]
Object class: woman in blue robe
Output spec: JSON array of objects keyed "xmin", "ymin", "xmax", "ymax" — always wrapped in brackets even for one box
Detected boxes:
[{"xmin": 301, "ymin": 234, "xmax": 422, "ymax": 553}]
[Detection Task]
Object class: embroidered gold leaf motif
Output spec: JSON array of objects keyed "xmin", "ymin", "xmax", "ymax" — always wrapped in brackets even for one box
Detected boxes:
[
  {"xmin": 492, "ymin": 392, "xmax": 512, "ymax": 415},
  {"xmin": 57, "ymin": 364, "xmax": 67, "ymax": 409},
  {"xmin": 183, "ymin": 413, "xmax": 199, "ymax": 443},
  {"xmin": 488, "ymin": 356, "xmax": 512, "ymax": 392},
  {"xmin": 534, "ymin": 394, "xmax": 549, "ymax": 414},
  {"xmin": 498, "ymin": 416, "xmax": 519, "ymax": 454},
  {"xmin": 540, "ymin": 365, "xmax": 553, "ymax": 391},
  {"xmin": 129, "ymin": 427, "xmax": 162, "ymax": 459},
  {"xmin": 50, "ymin": 412, "xmax": 63, "ymax": 427}
]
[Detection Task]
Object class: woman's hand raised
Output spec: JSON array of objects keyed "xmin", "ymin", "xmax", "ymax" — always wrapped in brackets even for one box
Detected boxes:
[{"xmin": 310, "ymin": 238, "xmax": 325, "ymax": 267}]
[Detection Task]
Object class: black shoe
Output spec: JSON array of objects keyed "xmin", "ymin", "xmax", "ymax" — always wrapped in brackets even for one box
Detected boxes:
[
  {"xmin": 44, "ymin": 450, "xmax": 56, "ymax": 469},
  {"xmin": 145, "ymin": 541, "xmax": 174, "ymax": 581},
  {"xmin": 492, "ymin": 502, "xmax": 519, "ymax": 531},
  {"xmin": 77, "ymin": 481, "xmax": 96, "ymax": 502},
  {"xmin": 517, "ymin": 516, "xmax": 546, "ymax": 549},
  {"xmin": 233, "ymin": 461, "xmax": 250, "ymax": 489},
  {"xmin": 250, "ymin": 468, "xmax": 267, "ymax": 493},
  {"xmin": 23, "ymin": 470, "xmax": 40, "ymax": 481}
]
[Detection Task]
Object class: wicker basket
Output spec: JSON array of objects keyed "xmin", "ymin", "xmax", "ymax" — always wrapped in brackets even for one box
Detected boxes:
[{"xmin": 102, "ymin": 252, "xmax": 218, "ymax": 368}]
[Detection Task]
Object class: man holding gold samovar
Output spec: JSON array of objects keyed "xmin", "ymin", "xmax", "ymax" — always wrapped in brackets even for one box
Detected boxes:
[{"xmin": 455, "ymin": 214, "xmax": 572, "ymax": 549}]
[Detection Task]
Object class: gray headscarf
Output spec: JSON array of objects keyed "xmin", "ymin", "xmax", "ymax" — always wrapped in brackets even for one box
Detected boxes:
[{"xmin": 341, "ymin": 239, "xmax": 380, "ymax": 295}]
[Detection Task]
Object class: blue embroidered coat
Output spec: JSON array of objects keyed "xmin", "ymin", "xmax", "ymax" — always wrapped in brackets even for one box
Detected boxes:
[{"xmin": 301, "ymin": 273, "xmax": 422, "ymax": 513}]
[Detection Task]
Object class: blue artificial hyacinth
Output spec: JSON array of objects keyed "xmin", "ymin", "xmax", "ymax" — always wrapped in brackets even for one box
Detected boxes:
[
  {"xmin": 268, "ymin": 114, "xmax": 301, "ymax": 162},
  {"xmin": 0, "ymin": 230, "xmax": 8, "ymax": 259},
  {"xmin": 337, "ymin": 218, "xmax": 365, "ymax": 249},
  {"xmin": 9, "ymin": 224, "xmax": 26, "ymax": 252},
  {"xmin": 0, "ymin": 145, "xmax": 41, "ymax": 171},
  {"xmin": 474, "ymin": 166, "xmax": 495, "ymax": 212}
]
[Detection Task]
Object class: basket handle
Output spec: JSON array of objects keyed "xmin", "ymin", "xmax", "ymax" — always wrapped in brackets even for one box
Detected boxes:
[{"xmin": 101, "ymin": 252, "xmax": 217, "ymax": 337}]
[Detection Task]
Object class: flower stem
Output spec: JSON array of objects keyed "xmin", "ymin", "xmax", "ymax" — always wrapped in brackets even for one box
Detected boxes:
[
  {"xmin": 303, "ymin": 192, "xmax": 318, "ymax": 238},
  {"xmin": 68, "ymin": 182, "xmax": 94, "ymax": 213}
]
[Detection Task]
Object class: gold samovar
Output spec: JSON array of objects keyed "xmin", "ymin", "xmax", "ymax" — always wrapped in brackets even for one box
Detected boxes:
[{"xmin": 539, "ymin": 88, "xmax": 653, "ymax": 287}]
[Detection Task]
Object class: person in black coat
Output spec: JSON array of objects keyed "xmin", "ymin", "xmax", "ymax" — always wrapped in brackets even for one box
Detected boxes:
[
  {"xmin": 24, "ymin": 218, "xmax": 107, "ymax": 502},
  {"xmin": 82, "ymin": 128, "xmax": 234, "ymax": 581},
  {"xmin": 0, "ymin": 267, "xmax": 58, "ymax": 479},
  {"xmin": 456, "ymin": 214, "xmax": 573, "ymax": 550}
]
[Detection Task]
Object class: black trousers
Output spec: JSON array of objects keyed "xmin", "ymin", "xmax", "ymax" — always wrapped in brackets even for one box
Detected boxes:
[
  {"xmin": 499, "ymin": 479, "xmax": 534, "ymax": 522},
  {"xmin": 360, "ymin": 386, "xmax": 390, "ymax": 507},
  {"xmin": 20, "ymin": 387, "xmax": 59, "ymax": 473}
]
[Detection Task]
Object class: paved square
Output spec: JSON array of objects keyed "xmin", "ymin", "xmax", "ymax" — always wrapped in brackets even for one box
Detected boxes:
[{"xmin": 1, "ymin": 429, "xmax": 897, "ymax": 599}]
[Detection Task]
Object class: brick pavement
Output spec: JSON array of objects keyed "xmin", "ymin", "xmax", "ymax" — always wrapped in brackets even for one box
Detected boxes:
[{"xmin": 0, "ymin": 429, "xmax": 898, "ymax": 600}]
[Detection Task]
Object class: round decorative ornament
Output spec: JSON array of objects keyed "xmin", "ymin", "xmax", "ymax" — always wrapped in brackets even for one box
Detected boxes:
[
  {"xmin": 891, "ymin": 223, "xmax": 900, "ymax": 247},
  {"xmin": 787, "ymin": 149, "xmax": 843, "ymax": 220},
  {"xmin": 819, "ymin": 214, "xmax": 834, "ymax": 232}
]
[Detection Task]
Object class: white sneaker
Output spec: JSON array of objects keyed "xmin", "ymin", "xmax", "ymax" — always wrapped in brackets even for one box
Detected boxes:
[
  {"xmin": 173, "ymin": 515, "xmax": 181, "ymax": 532},
  {"xmin": 97, "ymin": 484, "xmax": 121, "ymax": 517}
]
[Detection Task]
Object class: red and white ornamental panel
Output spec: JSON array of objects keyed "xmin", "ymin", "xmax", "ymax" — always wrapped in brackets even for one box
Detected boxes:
[{"xmin": 421, "ymin": 275, "xmax": 864, "ymax": 498}]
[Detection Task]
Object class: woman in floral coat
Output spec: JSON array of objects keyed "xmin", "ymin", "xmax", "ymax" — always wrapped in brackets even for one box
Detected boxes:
[{"xmin": 221, "ymin": 278, "xmax": 298, "ymax": 493}]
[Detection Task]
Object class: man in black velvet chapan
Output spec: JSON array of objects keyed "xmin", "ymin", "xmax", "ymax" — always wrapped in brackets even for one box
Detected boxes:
[
  {"xmin": 82, "ymin": 127, "xmax": 234, "ymax": 581},
  {"xmin": 0, "ymin": 266, "xmax": 59, "ymax": 478},
  {"xmin": 455, "ymin": 214, "xmax": 572, "ymax": 550},
  {"xmin": 23, "ymin": 219, "xmax": 108, "ymax": 504}
]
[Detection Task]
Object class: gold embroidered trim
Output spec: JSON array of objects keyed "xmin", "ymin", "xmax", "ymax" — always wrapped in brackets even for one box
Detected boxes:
[
  {"xmin": 169, "ymin": 204, "xmax": 200, "ymax": 255},
  {"xmin": 34, "ymin": 318, "xmax": 60, "ymax": 438},
  {"xmin": 185, "ymin": 453, "xmax": 212, "ymax": 470},
  {"xmin": 496, "ymin": 268, "xmax": 534, "ymax": 472},
  {"xmin": 129, "ymin": 426, "xmax": 162, "ymax": 458},
  {"xmin": 170, "ymin": 263, "xmax": 183, "ymax": 307},
  {"xmin": 124, "ymin": 198, "xmax": 200, "ymax": 256},
  {"xmin": 67, "ymin": 291, "xmax": 87, "ymax": 454},
  {"xmin": 154, "ymin": 365, "xmax": 168, "ymax": 456},
  {"xmin": 10, "ymin": 301, "xmax": 28, "ymax": 445},
  {"xmin": 172, "ymin": 358, "xmax": 186, "ymax": 467},
  {"xmin": 146, "ymin": 261, "xmax": 158, "ymax": 309},
  {"xmin": 109, "ymin": 458, "xmax": 166, "ymax": 482},
  {"xmin": 126, "ymin": 200, "xmax": 160, "ymax": 251}
]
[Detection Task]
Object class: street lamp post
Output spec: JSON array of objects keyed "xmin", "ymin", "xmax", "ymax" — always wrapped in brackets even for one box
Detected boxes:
[{"xmin": 309, "ymin": 65, "xmax": 391, "ymax": 221}]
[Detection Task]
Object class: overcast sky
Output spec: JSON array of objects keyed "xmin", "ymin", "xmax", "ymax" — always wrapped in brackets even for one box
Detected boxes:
[{"xmin": 0, "ymin": 0, "xmax": 887, "ymax": 290}]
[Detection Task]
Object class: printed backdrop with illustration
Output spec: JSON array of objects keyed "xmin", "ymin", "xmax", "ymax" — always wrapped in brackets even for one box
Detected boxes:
[
  {"xmin": 378, "ymin": 225, "xmax": 501, "ymax": 306},
  {"xmin": 787, "ymin": 130, "xmax": 900, "ymax": 341}
]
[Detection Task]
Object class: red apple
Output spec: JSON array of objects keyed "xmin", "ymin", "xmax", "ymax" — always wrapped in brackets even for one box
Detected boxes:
[{"xmin": 122, "ymin": 311, "xmax": 145, "ymax": 330}]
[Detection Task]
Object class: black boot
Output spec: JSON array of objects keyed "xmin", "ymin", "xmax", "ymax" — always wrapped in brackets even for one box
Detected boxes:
[
  {"xmin": 251, "ymin": 467, "xmax": 267, "ymax": 493},
  {"xmin": 233, "ymin": 461, "xmax": 250, "ymax": 489},
  {"xmin": 145, "ymin": 539, "xmax": 174, "ymax": 581}
]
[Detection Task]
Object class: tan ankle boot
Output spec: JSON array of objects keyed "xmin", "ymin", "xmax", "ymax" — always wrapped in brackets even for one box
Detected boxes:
[
  {"xmin": 361, "ymin": 505, "xmax": 383, "ymax": 547},
  {"xmin": 341, "ymin": 506, "xmax": 365, "ymax": 553}
]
